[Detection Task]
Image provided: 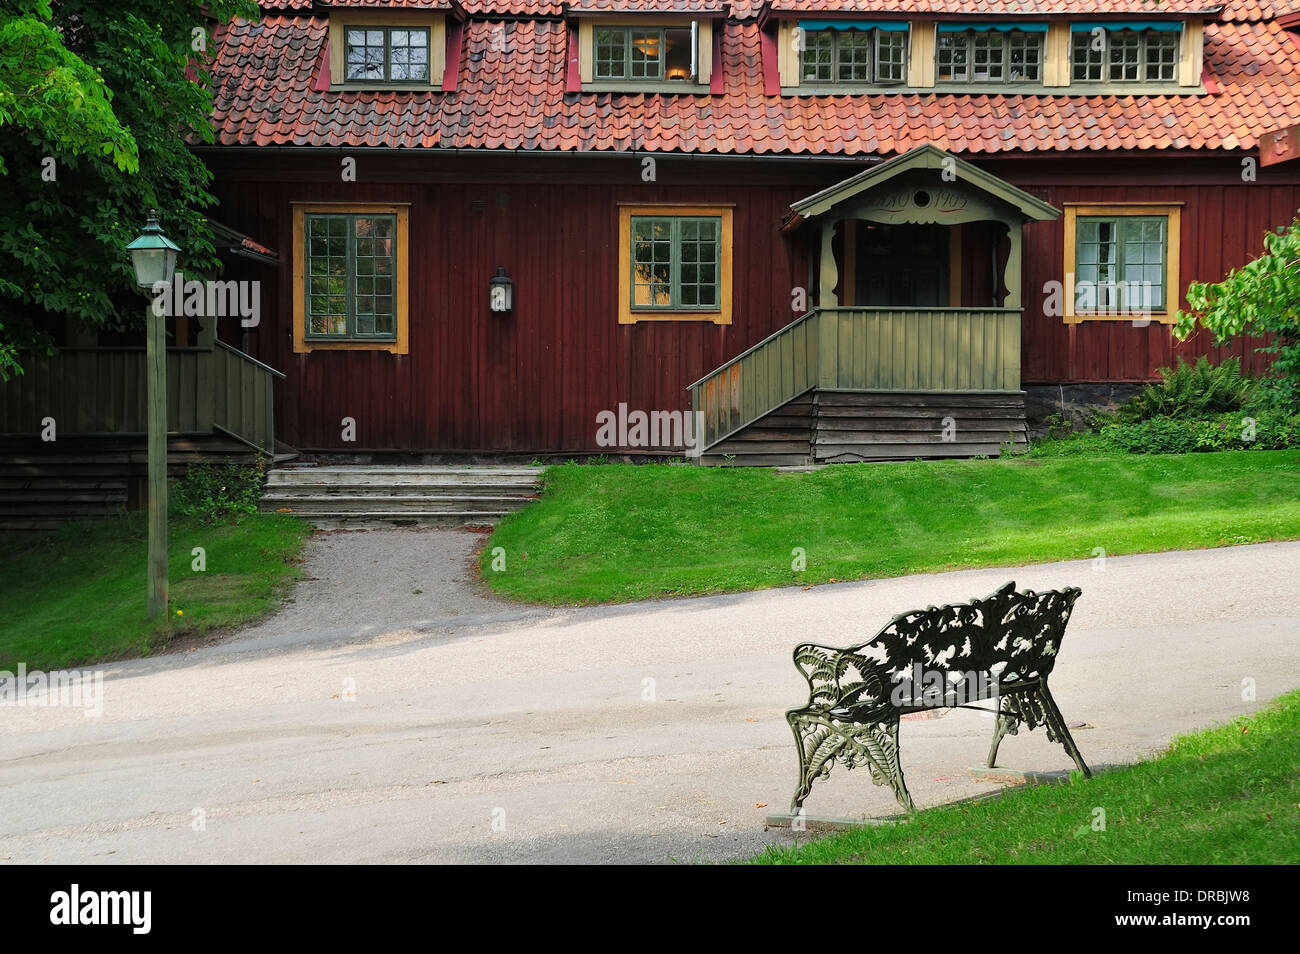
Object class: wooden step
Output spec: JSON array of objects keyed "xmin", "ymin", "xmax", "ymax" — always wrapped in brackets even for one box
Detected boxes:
[{"xmin": 260, "ymin": 494, "xmax": 534, "ymax": 514}]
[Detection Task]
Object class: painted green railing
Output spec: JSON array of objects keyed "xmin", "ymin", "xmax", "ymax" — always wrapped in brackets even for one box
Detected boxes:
[
  {"xmin": 0, "ymin": 344, "xmax": 284, "ymax": 453},
  {"xmin": 688, "ymin": 307, "xmax": 1022, "ymax": 451},
  {"xmin": 212, "ymin": 341, "xmax": 283, "ymax": 454}
]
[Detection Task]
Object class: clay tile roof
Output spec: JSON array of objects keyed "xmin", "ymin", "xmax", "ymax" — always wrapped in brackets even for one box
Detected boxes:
[
  {"xmin": 220, "ymin": 3, "xmax": 1300, "ymax": 157},
  {"xmin": 762, "ymin": 1, "xmax": 1222, "ymax": 14},
  {"xmin": 567, "ymin": 1, "xmax": 729, "ymax": 13}
]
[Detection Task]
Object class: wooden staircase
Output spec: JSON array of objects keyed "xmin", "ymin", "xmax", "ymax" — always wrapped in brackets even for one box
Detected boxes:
[
  {"xmin": 0, "ymin": 436, "xmax": 258, "ymax": 531},
  {"xmin": 259, "ymin": 464, "xmax": 543, "ymax": 529},
  {"xmin": 690, "ymin": 306, "xmax": 1027, "ymax": 466}
]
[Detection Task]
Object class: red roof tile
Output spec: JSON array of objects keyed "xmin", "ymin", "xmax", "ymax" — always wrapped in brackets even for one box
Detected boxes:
[{"xmin": 218, "ymin": 5, "xmax": 1300, "ymax": 157}]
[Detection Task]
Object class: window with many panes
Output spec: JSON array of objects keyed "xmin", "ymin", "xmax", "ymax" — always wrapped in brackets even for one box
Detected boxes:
[
  {"xmin": 344, "ymin": 27, "xmax": 430, "ymax": 82},
  {"xmin": 1071, "ymin": 29, "xmax": 1180, "ymax": 83},
  {"xmin": 1074, "ymin": 215, "xmax": 1168, "ymax": 314},
  {"xmin": 594, "ymin": 26, "xmax": 694, "ymax": 81},
  {"xmin": 801, "ymin": 28, "xmax": 907, "ymax": 85},
  {"xmin": 630, "ymin": 216, "xmax": 721, "ymax": 311},
  {"xmin": 937, "ymin": 29, "xmax": 1043, "ymax": 83},
  {"xmin": 305, "ymin": 214, "xmax": 398, "ymax": 339}
]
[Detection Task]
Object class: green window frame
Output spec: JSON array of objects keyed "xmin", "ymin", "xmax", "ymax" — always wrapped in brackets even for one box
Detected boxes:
[
  {"xmin": 305, "ymin": 213, "xmax": 399, "ymax": 340},
  {"xmin": 937, "ymin": 30, "xmax": 1042, "ymax": 83},
  {"xmin": 802, "ymin": 28, "xmax": 906, "ymax": 85},
  {"xmin": 1071, "ymin": 29, "xmax": 1180, "ymax": 83},
  {"xmin": 344, "ymin": 26, "xmax": 431, "ymax": 82},
  {"xmin": 630, "ymin": 216, "xmax": 721, "ymax": 312},
  {"xmin": 1074, "ymin": 215, "xmax": 1168, "ymax": 314}
]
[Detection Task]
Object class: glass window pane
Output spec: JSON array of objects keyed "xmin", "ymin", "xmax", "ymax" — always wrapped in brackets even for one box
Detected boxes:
[
  {"xmin": 1108, "ymin": 30, "xmax": 1142, "ymax": 82},
  {"xmin": 838, "ymin": 30, "xmax": 872, "ymax": 83},
  {"xmin": 802, "ymin": 31, "xmax": 833, "ymax": 83},
  {"xmin": 630, "ymin": 30, "xmax": 662, "ymax": 79},
  {"xmin": 937, "ymin": 33, "xmax": 968, "ymax": 83},
  {"xmin": 875, "ymin": 31, "xmax": 906, "ymax": 83},
  {"xmin": 664, "ymin": 27, "xmax": 692, "ymax": 81},
  {"xmin": 1008, "ymin": 31, "xmax": 1041, "ymax": 82},
  {"xmin": 595, "ymin": 28, "xmax": 627, "ymax": 80}
]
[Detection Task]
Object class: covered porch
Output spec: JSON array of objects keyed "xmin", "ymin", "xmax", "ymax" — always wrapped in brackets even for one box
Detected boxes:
[{"xmin": 688, "ymin": 144, "xmax": 1060, "ymax": 465}]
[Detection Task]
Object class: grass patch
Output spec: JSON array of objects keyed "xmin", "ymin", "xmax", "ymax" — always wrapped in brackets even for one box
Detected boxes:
[
  {"xmin": 748, "ymin": 689, "xmax": 1300, "ymax": 864},
  {"xmin": 483, "ymin": 449, "xmax": 1300, "ymax": 604},
  {"xmin": 1, "ymin": 511, "xmax": 310, "ymax": 671}
]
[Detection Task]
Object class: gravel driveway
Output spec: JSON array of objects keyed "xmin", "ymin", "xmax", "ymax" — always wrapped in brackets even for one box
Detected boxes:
[{"xmin": 1, "ymin": 535, "xmax": 1297, "ymax": 864}]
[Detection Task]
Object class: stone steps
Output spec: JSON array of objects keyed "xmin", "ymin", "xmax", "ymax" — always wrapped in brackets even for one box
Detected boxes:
[{"xmin": 260, "ymin": 464, "xmax": 543, "ymax": 528}]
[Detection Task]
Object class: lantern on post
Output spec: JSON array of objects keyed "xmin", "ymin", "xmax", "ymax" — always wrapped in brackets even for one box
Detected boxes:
[
  {"xmin": 489, "ymin": 266, "xmax": 513, "ymax": 313},
  {"xmin": 126, "ymin": 211, "xmax": 180, "ymax": 620},
  {"xmin": 126, "ymin": 211, "xmax": 180, "ymax": 290}
]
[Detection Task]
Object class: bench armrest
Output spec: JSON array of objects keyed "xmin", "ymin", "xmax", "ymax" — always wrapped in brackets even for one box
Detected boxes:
[{"xmin": 792, "ymin": 641, "xmax": 888, "ymax": 712}]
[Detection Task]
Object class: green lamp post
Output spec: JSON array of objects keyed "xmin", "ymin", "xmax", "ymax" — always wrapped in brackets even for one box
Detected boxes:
[{"xmin": 126, "ymin": 212, "xmax": 180, "ymax": 620}]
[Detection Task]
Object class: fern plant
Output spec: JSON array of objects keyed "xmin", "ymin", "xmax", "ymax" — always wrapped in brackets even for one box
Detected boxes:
[{"xmin": 1115, "ymin": 356, "xmax": 1258, "ymax": 423}]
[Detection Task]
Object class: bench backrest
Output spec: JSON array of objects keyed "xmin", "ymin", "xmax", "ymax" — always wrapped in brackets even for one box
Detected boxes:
[{"xmin": 795, "ymin": 581, "xmax": 1082, "ymax": 712}]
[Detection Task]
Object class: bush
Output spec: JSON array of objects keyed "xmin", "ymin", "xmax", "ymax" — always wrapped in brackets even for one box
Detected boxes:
[
  {"xmin": 1248, "ymin": 376, "xmax": 1300, "ymax": 415},
  {"xmin": 1115, "ymin": 356, "xmax": 1258, "ymax": 423},
  {"xmin": 171, "ymin": 458, "xmax": 266, "ymax": 522},
  {"xmin": 1101, "ymin": 410, "xmax": 1300, "ymax": 454}
]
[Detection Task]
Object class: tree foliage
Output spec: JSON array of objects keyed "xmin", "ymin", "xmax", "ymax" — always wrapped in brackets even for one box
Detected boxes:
[
  {"xmin": 0, "ymin": 0, "xmax": 257, "ymax": 379},
  {"xmin": 1175, "ymin": 218, "xmax": 1300, "ymax": 381}
]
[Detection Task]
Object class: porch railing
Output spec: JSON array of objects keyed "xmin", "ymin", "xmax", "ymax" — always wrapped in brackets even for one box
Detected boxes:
[
  {"xmin": 688, "ymin": 307, "xmax": 1022, "ymax": 452},
  {"xmin": 0, "ymin": 343, "xmax": 284, "ymax": 454}
]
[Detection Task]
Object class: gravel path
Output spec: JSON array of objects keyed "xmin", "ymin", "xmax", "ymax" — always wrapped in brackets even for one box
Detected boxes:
[{"xmin": 1, "ymin": 535, "xmax": 1297, "ymax": 864}]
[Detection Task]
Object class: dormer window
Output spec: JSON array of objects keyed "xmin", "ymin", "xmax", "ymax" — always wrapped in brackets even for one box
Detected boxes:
[
  {"xmin": 594, "ymin": 26, "xmax": 695, "ymax": 81},
  {"xmin": 345, "ymin": 27, "xmax": 431, "ymax": 83},
  {"xmin": 1071, "ymin": 26, "xmax": 1181, "ymax": 83},
  {"xmin": 800, "ymin": 26, "xmax": 907, "ymax": 85},
  {"xmin": 576, "ymin": 16, "xmax": 716, "ymax": 91},
  {"xmin": 326, "ymin": 9, "xmax": 450, "ymax": 90},
  {"xmin": 936, "ymin": 27, "xmax": 1044, "ymax": 84},
  {"xmin": 775, "ymin": 16, "xmax": 1202, "ymax": 94}
]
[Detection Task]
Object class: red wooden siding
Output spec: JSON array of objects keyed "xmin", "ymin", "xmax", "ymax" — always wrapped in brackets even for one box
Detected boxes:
[
  {"xmin": 208, "ymin": 152, "xmax": 1300, "ymax": 452},
  {"xmin": 988, "ymin": 156, "xmax": 1296, "ymax": 385},
  {"xmin": 209, "ymin": 154, "xmax": 818, "ymax": 452}
]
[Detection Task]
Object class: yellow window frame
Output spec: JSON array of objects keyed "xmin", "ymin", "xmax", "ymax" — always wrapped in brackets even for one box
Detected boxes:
[
  {"xmin": 1063, "ymin": 202, "xmax": 1182, "ymax": 324},
  {"xmin": 292, "ymin": 202, "xmax": 411, "ymax": 354},
  {"xmin": 618, "ymin": 203, "xmax": 733, "ymax": 325}
]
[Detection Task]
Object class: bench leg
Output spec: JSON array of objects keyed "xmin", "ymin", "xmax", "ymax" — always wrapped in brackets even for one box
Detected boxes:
[
  {"xmin": 987, "ymin": 703, "xmax": 1014, "ymax": 769},
  {"xmin": 1038, "ymin": 683, "xmax": 1092, "ymax": 779},
  {"xmin": 787, "ymin": 710, "xmax": 817, "ymax": 814},
  {"xmin": 786, "ymin": 710, "xmax": 916, "ymax": 814},
  {"xmin": 881, "ymin": 718, "xmax": 916, "ymax": 813}
]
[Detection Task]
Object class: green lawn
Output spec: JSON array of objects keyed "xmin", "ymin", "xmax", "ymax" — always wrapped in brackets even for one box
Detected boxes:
[
  {"xmin": 483, "ymin": 449, "xmax": 1300, "ymax": 604},
  {"xmin": 749, "ymin": 689, "xmax": 1300, "ymax": 864},
  {"xmin": 1, "ymin": 511, "xmax": 310, "ymax": 671}
]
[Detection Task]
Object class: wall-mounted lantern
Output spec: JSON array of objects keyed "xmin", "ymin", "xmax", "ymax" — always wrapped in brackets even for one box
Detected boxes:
[{"xmin": 489, "ymin": 266, "xmax": 513, "ymax": 313}]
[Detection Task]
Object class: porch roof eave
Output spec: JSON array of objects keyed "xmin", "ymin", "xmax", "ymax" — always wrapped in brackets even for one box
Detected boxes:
[{"xmin": 789, "ymin": 143, "xmax": 1061, "ymax": 224}]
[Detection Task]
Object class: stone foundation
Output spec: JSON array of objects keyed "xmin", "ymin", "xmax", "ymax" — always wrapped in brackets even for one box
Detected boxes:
[{"xmin": 1023, "ymin": 383, "xmax": 1145, "ymax": 439}]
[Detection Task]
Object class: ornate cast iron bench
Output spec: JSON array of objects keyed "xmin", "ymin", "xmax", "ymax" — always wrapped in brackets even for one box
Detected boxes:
[{"xmin": 786, "ymin": 581, "xmax": 1091, "ymax": 815}]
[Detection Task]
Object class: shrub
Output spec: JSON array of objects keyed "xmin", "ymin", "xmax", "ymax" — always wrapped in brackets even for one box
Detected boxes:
[
  {"xmin": 1176, "ymin": 217, "xmax": 1300, "ymax": 381},
  {"xmin": 1115, "ymin": 356, "xmax": 1258, "ymax": 423},
  {"xmin": 1101, "ymin": 410, "xmax": 1300, "ymax": 454},
  {"xmin": 171, "ymin": 458, "xmax": 266, "ymax": 522},
  {"xmin": 1248, "ymin": 376, "xmax": 1300, "ymax": 415}
]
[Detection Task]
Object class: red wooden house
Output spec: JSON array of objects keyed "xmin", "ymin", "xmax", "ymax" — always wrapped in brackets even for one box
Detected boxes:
[{"xmin": 14, "ymin": 0, "xmax": 1300, "ymax": 474}]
